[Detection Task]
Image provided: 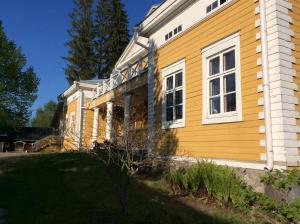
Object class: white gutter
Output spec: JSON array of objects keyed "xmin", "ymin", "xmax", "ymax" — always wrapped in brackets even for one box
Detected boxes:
[{"xmin": 259, "ymin": 0, "xmax": 274, "ymax": 170}]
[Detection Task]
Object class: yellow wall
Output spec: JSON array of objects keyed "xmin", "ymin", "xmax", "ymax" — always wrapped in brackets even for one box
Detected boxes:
[
  {"xmin": 291, "ymin": 0, "xmax": 300, "ymax": 156},
  {"xmin": 154, "ymin": 0, "xmax": 265, "ymax": 161},
  {"xmin": 97, "ymin": 107, "xmax": 107, "ymax": 142},
  {"xmin": 63, "ymin": 99, "xmax": 77, "ymax": 150},
  {"xmin": 83, "ymin": 99, "xmax": 94, "ymax": 148}
]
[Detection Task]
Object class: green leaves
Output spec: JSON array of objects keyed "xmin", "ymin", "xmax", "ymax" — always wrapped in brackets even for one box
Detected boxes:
[
  {"xmin": 94, "ymin": 0, "xmax": 129, "ymax": 79},
  {"xmin": 261, "ymin": 168, "xmax": 300, "ymax": 191},
  {"xmin": 0, "ymin": 22, "xmax": 39, "ymax": 132},
  {"xmin": 64, "ymin": 0, "xmax": 96, "ymax": 84},
  {"xmin": 31, "ymin": 101, "xmax": 57, "ymax": 128}
]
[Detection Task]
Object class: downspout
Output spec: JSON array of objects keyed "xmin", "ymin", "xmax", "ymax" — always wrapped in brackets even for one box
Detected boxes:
[
  {"xmin": 133, "ymin": 28, "xmax": 155, "ymax": 153},
  {"xmin": 259, "ymin": 0, "xmax": 274, "ymax": 170}
]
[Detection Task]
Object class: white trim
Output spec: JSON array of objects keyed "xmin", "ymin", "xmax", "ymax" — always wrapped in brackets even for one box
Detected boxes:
[
  {"xmin": 161, "ymin": 59, "xmax": 186, "ymax": 129},
  {"xmin": 171, "ymin": 156, "xmax": 287, "ymax": 170},
  {"xmin": 202, "ymin": 33, "xmax": 242, "ymax": 124}
]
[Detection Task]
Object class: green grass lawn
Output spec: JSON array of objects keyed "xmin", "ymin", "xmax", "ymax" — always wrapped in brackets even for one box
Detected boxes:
[{"xmin": 0, "ymin": 153, "xmax": 254, "ymax": 224}]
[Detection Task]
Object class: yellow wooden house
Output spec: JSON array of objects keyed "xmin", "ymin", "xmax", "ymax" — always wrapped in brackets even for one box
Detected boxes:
[{"xmin": 57, "ymin": 0, "xmax": 300, "ymax": 171}]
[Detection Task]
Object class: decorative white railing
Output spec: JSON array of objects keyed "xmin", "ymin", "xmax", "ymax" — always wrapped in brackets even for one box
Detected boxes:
[{"xmin": 92, "ymin": 57, "xmax": 148, "ymax": 99}]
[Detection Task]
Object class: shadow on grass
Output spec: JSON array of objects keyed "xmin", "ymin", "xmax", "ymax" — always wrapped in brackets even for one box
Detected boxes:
[{"xmin": 0, "ymin": 153, "xmax": 244, "ymax": 224}]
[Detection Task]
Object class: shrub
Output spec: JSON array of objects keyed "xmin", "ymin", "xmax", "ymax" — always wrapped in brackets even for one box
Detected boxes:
[
  {"xmin": 281, "ymin": 199, "xmax": 300, "ymax": 223},
  {"xmin": 164, "ymin": 161, "xmax": 300, "ymax": 223},
  {"xmin": 261, "ymin": 168, "xmax": 300, "ymax": 192},
  {"xmin": 164, "ymin": 161, "xmax": 255, "ymax": 209}
]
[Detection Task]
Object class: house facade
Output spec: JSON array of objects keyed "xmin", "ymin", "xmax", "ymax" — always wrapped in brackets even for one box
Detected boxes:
[{"xmin": 58, "ymin": 0, "xmax": 300, "ymax": 170}]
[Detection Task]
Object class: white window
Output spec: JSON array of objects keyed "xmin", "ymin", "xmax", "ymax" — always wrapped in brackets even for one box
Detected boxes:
[
  {"xmin": 202, "ymin": 33, "xmax": 242, "ymax": 124},
  {"xmin": 162, "ymin": 59, "xmax": 185, "ymax": 129},
  {"xmin": 206, "ymin": 0, "xmax": 230, "ymax": 14}
]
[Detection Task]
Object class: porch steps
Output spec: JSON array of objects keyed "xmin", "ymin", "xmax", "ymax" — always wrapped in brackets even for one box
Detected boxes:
[{"xmin": 35, "ymin": 135, "xmax": 62, "ymax": 152}]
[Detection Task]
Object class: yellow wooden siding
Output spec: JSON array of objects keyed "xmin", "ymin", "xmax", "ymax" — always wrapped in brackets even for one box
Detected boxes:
[
  {"xmin": 291, "ymin": 0, "xmax": 300, "ymax": 156},
  {"xmin": 97, "ymin": 107, "xmax": 107, "ymax": 143},
  {"xmin": 63, "ymin": 99, "xmax": 77, "ymax": 150},
  {"xmin": 83, "ymin": 99, "xmax": 94, "ymax": 148},
  {"xmin": 154, "ymin": 0, "xmax": 265, "ymax": 161}
]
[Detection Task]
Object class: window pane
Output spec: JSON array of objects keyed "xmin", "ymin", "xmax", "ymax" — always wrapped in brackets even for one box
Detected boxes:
[
  {"xmin": 210, "ymin": 78, "xmax": 220, "ymax": 96},
  {"xmin": 174, "ymin": 28, "xmax": 178, "ymax": 35},
  {"xmin": 175, "ymin": 90, "xmax": 183, "ymax": 105},
  {"xmin": 166, "ymin": 93, "xmax": 173, "ymax": 107},
  {"xmin": 224, "ymin": 74, "xmax": 236, "ymax": 93},
  {"xmin": 166, "ymin": 108, "xmax": 173, "ymax": 121},
  {"xmin": 175, "ymin": 105, "xmax": 183, "ymax": 120},
  {"xmin": 165, "ymin": 34, "xmax": 168, "ymax": 41},
  {"xmin": 175, "ymin": 72, "xmax": 183, "ymax": 87},
  {"xmin": 169, "ymin": 31, "xmax": 173, "ymax": 38},
  {"xmin": 207, "ymin": 5, "xmax": 212, "ymax": 13},
  {"xmin": 210, "ymin": 97, "xmax": 220, "ymax": 114},
  {"xmin": 224, "ymin": 93, "xmax": 236, "ymax": 112},
  {"xmin": 178, "ymin": 25, "xmax": 182, "ymax": 32},
  {"xmin": 220, "ymin": 0, "xmax": 226, "ymax": 4},
  {"xmin": 212, "ymin": 1, "xmax": 218, "ymax": 9},
  {"xmin": 223, "ymin": 50, "xmax": 235, "ymax": 70},
  {"xmin": 166, "ymin": 76, "xmax": 173, "ymax": 90},
  {"xmin": 209, "ymin": 57, "xmax": 220, "ymax": 75}
]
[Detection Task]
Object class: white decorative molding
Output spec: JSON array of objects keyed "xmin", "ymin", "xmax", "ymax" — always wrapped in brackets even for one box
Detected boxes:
[{"xmin": 263, "ymin": 0, "xmax": 299, "ymax": 166}]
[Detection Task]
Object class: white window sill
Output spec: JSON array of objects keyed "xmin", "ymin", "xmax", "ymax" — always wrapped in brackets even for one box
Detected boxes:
[
  {"xmin": 162, "ymin": 120, "xmax": 185, "ymax": 129},
  {"xmin": 202, "ymin": 112, "xmax": 242, "ymax": 125}
]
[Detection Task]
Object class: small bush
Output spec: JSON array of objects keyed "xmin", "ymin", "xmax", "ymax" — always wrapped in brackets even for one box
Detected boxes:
[
  {"xmin": 165, "ymin": 161, "xmax": 254, "ymax": 209},
  {"xmin": 164, "ymin": 161, "xmax": 300, "ymax": 223},
  {"xmin": 261, "ymin": 168, "xmax": 300, "ymax": 192},
  {"xmin": 281, "ymin": 199, "xmax": 300, "ymax": 223}
]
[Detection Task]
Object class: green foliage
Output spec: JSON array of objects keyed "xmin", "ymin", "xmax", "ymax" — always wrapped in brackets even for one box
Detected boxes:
[
  {"xmin": 31, "ymin": 100, "xmax": 57, "ymax": 128},
  {"xmin": 164, "ymin": 161, "xmax": 300, "ymax": 223},
  {"xmin": 165, "ymin": 161, "xmax": 254, "ymax": 208},
  {"xmin": 261, "ymin": 168, "xmax": 300, "ymax": 191},
  {"xmin": 64, "ymin": 0, "xmax": 96, "ymax": 84},
  {"xmin": 260, "ymin": 168, "xmax": 300, "ymax": 223},
  {"xmin": 0, "ymin": 21, "xmax": 39, "ymax": 132},
  {"xmin": 95, "ymin": 0, "xmax": 129, "ymax": 78},
  {"xmin": 281, "ymin": 199, "xmax": 300, "ymax": 223}
]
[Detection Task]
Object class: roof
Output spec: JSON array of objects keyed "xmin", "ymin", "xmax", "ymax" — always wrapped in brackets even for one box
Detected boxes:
[
  {"xmin": 60, "ymin": 79, "xmax": 107, "ymax": 99},
  {"xmin": 145, "ymin": 3, "xmax": 162, "ymax": 17}
]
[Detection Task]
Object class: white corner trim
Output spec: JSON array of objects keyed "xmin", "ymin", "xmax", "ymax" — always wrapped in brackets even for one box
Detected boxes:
[
  {"xmin": 202, "ymin": 32, "xmax": 243, "ymax": 125},
  {"xmin": 161, "ymin": 58, "xmax": 186, "ymax": 129}
]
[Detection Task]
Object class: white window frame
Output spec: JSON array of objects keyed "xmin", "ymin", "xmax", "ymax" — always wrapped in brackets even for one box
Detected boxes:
[
  {"xmin": 202, "ymin": 33, "xmax": 242, "ymax": 125},
  {"xmin": 162, "ymin": 59, "xmax": 186, "ymax": 129}
]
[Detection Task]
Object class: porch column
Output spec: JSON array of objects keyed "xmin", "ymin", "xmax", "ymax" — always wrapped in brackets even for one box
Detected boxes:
[
  {"xmin": 106, "ymin": 101, "xmax": 114, "ymax": 142},
  {"xmin": 124, "ymin": 93, "xmax": 132, "ymax": 136},
  {"xmin": 147, "ymin": 40, "xmax": 156, "ymax": 153},
  {"xmin": 92, "ymin": 107, "xmax": 99, "ymax": 142}
]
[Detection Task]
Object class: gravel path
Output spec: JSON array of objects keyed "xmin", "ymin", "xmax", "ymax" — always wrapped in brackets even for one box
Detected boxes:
[{"xmin": 0, "ymin": 152, "xmax": 41, "ymax": 159}]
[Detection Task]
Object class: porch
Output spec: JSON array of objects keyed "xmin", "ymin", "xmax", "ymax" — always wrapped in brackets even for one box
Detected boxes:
[{"xmin": 90, "ymin": 84, "xmax": 148, "ymax": 146}]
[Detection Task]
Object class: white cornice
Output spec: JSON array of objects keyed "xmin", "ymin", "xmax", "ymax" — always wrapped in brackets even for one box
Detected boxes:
[{"xmin": 137, "ymin": 0, "xmax": 196, "ymax": 36}]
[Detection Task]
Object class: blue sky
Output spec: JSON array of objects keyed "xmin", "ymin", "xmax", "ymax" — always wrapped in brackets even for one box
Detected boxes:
[{"xmin": 0, "ymin": 0, "xmax": 161, "ymax": 115}]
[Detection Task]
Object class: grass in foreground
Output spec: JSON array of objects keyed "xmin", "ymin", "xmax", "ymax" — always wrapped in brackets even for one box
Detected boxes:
[{"xmin": 0, "ymin": 153, "xmax": 255, "ymax": 224}]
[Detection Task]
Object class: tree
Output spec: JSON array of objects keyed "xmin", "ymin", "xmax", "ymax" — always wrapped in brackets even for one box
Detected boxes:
[
  {"xmin": 95, "ymin": 0, "xmax": 129, "ymax": 78},
  {"xmin": 64, "ymin": 0, "xmax": 96, "ymax": 84},
  {"xmin": 0, "ymin": 21, "xmax": 39, "ymax": 133},
  {"xmin": 31, "ymin": 101, "xmax": 57, "ymax": 128}
]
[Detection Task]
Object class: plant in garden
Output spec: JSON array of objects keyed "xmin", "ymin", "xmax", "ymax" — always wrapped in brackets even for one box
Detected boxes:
[{"xmin": 91, "ymin": 116, "xmax": 154, "ymax": 214}]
